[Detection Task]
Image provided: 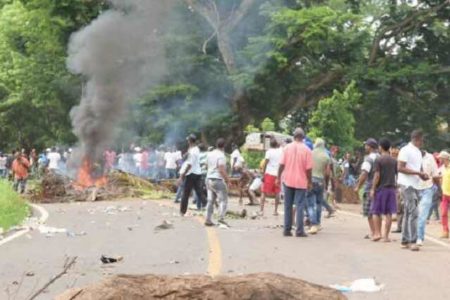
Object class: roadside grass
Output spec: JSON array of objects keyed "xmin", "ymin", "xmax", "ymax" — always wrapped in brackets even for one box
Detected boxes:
[{"xmin": 0, "ymin": 180, "xmax": 29, "ymax": 231}]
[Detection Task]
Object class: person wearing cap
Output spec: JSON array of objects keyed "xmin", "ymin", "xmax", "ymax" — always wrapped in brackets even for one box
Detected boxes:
[
  {"xmin": 397, "ymin": 130, "xmax": 429, "ymax": 251},
  {"xmin": 438, "ymin": 150, "xmax": 450, "ymax": 238},
  {"xmin": 178, "ymin": 134, "xmax": 206, "ymax": 215},
  {"xmin": 277, "ymin": 127, "xmax": 313, "ymax": 237},
  {"xmin": 354, "ymin": 138, "xmax": 380, "ymax": 240},
  {"xmin": 369, "ymin": 138, "xmax": 397, "ymax": 242},
  {"xmin": 306, "ymin": 138, "xmax": 332, "ymax": 235}
]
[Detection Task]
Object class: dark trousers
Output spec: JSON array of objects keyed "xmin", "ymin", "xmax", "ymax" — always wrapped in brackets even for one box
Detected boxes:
[{"xmin": 180, "ymin": 174, "xmax": 206, "ymax": 214}]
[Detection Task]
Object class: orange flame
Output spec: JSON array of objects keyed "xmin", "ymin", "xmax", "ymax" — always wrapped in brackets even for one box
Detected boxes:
[{"xmin": 75, "ymin": 159, "xmax": 107, "ymax": 190}]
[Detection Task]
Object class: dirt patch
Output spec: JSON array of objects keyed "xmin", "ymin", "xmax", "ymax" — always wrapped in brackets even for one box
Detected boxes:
[{"xmin": 57, "ymin": 273, "xmax": 345, "ymax": 300}]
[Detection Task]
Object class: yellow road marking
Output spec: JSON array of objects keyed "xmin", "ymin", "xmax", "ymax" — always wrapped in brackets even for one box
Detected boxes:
[
  {"xmin": 158, "ymin": 201, "xmax": 223, "ymax": 276},
  {"xmin": 195, "ymin": 216, "xmax": 222, "ymax": 276}
]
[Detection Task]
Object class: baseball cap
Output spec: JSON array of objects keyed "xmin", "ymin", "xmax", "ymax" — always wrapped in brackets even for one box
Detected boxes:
[{"xmin": 364, "ymin": 138, "xmax": 378, "ymax": 149}]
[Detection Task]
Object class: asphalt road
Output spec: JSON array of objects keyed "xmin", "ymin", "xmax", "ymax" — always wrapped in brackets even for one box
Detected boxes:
[{"xmin": 1, "ymin": 198, "xmax": 449, "ymax": 300}]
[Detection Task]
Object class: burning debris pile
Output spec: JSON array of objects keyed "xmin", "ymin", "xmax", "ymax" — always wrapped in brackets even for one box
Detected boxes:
[{"xmin": 31, "ymin": 170, "xmax": 173, "ymax": 203}]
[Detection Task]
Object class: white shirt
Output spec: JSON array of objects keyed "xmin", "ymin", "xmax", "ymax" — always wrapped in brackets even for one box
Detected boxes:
[
  {"xmin": 230, "ymin": 149, "xmax": 244, "ymax": 168},
  {"xmin": 418, "ymin": 152, "xmax": 439, "ymax": 190},
  {"xmin": 0, "ymin": 157, "xmax": 6, "ymax": 169},
  {"xmin": 249, "ymin": 177, "xmax": 262, "ymax": 191},
  {"xmin": 207, "ymin": 149, "xmax": 226, "ymax": 180},
  {"xmin": 361, "ymin": 153, "xmax": 379, "ymax": 173},
  {"xmin": 133, "ymin": 153, "xmax": 143, "ymax": 167},
  {"xmin": 397, "ymin": 142, "xmax": 423, "ymax": 188},
  {"xmin": 164, "ymin": 152, "xmax": 178, "ymax": 169},
  {"xmin": 265, "ymin": 148, "xmax": 283, "ymax": 176},
  {"xmin": 47, "ymin": 152, "xmax": 61, "ymax": 170},
  {"xmin": 185, "ymin": 146, "xmax": 202, "ymax": 175}
]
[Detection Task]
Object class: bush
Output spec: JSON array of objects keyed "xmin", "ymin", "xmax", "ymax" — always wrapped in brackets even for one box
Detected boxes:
[
  {"xmin": 0, "ymin": 180, "xmax": 29, "ymax": 231},
  {"xmin": 242, "ymin": 150, "xmax": 265, "ymax": 170}
]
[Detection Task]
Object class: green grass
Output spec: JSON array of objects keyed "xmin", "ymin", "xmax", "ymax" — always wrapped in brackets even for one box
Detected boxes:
[{"xmin": 0, "ymin": 180, "xmax": 29, "ymax": 231}]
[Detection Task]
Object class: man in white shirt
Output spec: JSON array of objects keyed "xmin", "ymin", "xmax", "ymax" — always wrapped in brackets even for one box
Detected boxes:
[
  {"xmin": 260, "ymin": 138, "xmax": 283, "ymax": 216},
  {"xmin": 416, "ymin": 150, "xmax": 440, "ymax": 246},
  {"xmin": 47, "ymin": 148, "xmax": 61, "ymax": 171},
  {"xmin": 397, "ymin": 130, "xmax": 429, "ymax": 251},
  {"xmin": 178, "ymin": 134, "xmax": 206, "ymax": 215},
  {"xmin": 230, "ymin": 145, "xmax": 244, "ymax": 177},
  {"xmin": 205, "ymin": 138, "xmax": 230, "ymax": 226},
  {"xmin": 164, "ymin": 148, "xmax": 178, "ymax": 179}
]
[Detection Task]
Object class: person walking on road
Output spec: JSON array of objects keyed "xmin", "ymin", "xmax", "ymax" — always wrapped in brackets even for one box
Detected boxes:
[
  {"xmin": 354, "ymin": 138, "xmax": 380, "ymax": 240},
  {"xmin": 306, "ymin": 138, "xmax": 331, "ymax": 235},
  {"xmin": 277, "ymin": 128, "xmax": 313, "ymax": 237},
  {"xmin": 397, "ymin": 130, "xmax": 429, "ymax": 251},
  {"xmin": 416, "ymin": 149, "xmax": 440, "ymax": 246},
  {"xmin": 369, "ymin": 138, "xmax": 397, "ymax": 242},
  {"xmin": 205, "ymin": 138, "xmax": 230, "ymax": 227},
  {"xmin": 437, "ymin": 151, "xmax": 450, "ymax": 239},
  {"xmin": 260, "ymin": 138, "xmax": 283, "ymax": 216},
  {"xmin": 178, "ymin": 134, "xmax": 206, "ymax": 215}
]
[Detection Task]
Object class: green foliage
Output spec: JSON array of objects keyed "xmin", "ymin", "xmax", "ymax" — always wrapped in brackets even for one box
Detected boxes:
[
  {"xmin": 308, "ymin": 81, "xmax": 361, "ymax": 149},
  {"xmin": 245, "ymin": 124, "xmax": 260, "ymax": 133},
  {"xmin": 0, "ymin": 180, "xmax": 29, "ymax": 231},
  {"xmin": 260, "ymin": 118, "xmax": 276, "ymax": 132},
  {"xmin": 241, "ymin": 149, "xmax": 264, "ymax": 170},
  {"xmin": 0, "ymin": 0, "xmax": 448, "ymax": 151}
]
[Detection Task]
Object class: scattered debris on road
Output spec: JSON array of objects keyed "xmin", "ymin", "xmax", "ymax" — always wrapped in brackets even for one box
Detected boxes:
[
  {"xmin": 154, "ymin": 220, "xmax": 174, "ymax": 231},
  {"xmin": 100, "ymin": 255, "xmax": 123, "ymax": 264},
  {"xmin": 330, "ymin": 278, "xmax": 384, "ymax": 293}
]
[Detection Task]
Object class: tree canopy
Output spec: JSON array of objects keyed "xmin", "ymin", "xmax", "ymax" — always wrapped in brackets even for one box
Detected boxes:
[{"xmin": 0, "ymin": 0, "xmax": 448, "ymax": 151}]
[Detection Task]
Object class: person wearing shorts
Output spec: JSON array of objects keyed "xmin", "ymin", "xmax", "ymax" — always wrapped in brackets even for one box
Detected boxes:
[
  {"xmin": 370, "ymin": 138, "xmax": 397, "ymax": 242},
  {"xmin": 355, "ymin": 138, "xmax": 380, "ymax": 239},
  {"xmin": 260, "ymin": 138, "xmax": 283, "ymax": 216}
]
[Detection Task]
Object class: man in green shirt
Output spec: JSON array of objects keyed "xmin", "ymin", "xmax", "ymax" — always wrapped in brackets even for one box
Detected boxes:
[{"xmin": 306, "ymin": 138, "xmax": 332, "ymax": 234}]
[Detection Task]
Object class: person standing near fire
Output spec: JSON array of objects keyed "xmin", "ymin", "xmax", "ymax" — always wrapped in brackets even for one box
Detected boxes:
[
  {"xmin": 11, "ymin": 152, "xmax": 30, "ymax": 194},
  {"xmin": 178, "ymin": 134, "xmax": 206, "ymax": 215}
]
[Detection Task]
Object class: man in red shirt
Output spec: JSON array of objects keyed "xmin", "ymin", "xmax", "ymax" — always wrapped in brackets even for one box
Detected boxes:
[
  {"xmin": 12, "ymin": 152, "xmax": 30, "ymax": 194},
  {"xmin": 277, "ymin": 128, "xmax": 313, "ymax": 237}
]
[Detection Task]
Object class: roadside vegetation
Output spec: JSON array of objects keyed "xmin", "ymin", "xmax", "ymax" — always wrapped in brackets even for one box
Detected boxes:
[{"xmin": 0, "ymin": 180, "xmax": 29, "ymax": 231}]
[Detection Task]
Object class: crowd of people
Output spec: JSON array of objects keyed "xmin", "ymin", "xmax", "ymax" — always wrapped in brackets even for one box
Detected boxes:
[
  {"xmin": 166, "ymin": 128, "xmax": 449, "ymax": 251},
  {"xmin": 1, "ymin": 127, "xmax": 449, "ymax": 250}
]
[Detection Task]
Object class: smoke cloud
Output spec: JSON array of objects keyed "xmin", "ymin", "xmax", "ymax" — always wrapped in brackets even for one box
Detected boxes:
[{"xmin": 67, "ymin": 0, "xmax": 171, "ymax": 164}]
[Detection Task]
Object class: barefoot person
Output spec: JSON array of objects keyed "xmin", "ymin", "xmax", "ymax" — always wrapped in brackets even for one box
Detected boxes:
[
  {"xmin": 370, "ymin": 138, "xmax": 397, "ymax": 242},
  {"xmin": 397, "ymin": 130, "xmax": 429, "ymax": 251},
  {"xmin": 354, "ymin": 138, "xmax": 380, "ymax": 239},
  {"xmin": 277, "ymin": 128, "xmax": 313, "ymax": 237},
  {"xmin": 260, "ymin": 138, "xmax": 282, "ymax": 216}
]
